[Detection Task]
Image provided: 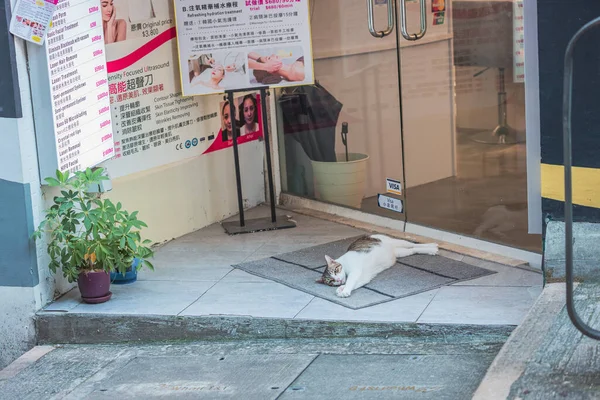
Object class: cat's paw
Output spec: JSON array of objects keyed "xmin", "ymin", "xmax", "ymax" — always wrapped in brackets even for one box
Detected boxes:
[
  {"xmin": 426, "ymin": 244, "xmax": 439, "ymax": 256},
  {"xmin": 336, "ymin": 286, "xmax": 351, "ymax": 298}
]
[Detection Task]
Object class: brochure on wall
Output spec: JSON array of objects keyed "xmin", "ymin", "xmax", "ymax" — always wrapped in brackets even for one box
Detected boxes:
[
  {"xmin": 513, "ymin": 0, "xmax": 524, "ymax": 83},
  {"xmin": 9, "ymin": 0, "xmax": 57, "ymax": 45},
  {"xmin": 174, "ymin": 0, "xmax": 314, "ymax": 97},
  {"xmin": 98, "ymin": 1, "xmax": 264, "ymax": 178},
  {"xmin": 43, "ymin": 0, "xmax": 114, "ymax": 174}
]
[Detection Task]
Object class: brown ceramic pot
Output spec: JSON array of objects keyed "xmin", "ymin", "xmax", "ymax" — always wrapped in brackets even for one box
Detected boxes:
[{"xmin": 77, "ymin": 271, "xmax": 112, "ymax": 304}]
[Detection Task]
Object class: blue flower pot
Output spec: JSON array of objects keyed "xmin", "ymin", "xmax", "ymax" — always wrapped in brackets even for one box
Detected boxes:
[{"xmin": 110, "ymin": 258, "xmax": 140, "ymax": 285}]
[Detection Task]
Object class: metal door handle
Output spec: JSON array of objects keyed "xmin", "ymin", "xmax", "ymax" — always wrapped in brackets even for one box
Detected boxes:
[
  {"xmin": 563, "ymin": 15, "xmax": 600, "ymax": 341},
  {"xmin": 399, "ymin": 0, "xmax": 427, "ymax": 41},
  {"xmin": 367, "ymin": 0, "xmax": 395, "ymax": 38}
]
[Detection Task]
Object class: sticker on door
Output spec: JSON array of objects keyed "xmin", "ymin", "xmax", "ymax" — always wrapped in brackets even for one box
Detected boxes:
[
  {"xmin": 378, "ymin": 194, "xmax": 403, "ymax": 213},
  {"xmin": 386, "ymin": 178, "xmax": 402, "ymax": 196}
]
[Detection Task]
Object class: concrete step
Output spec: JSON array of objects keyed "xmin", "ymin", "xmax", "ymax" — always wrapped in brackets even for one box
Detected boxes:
[
  {"xmin": 474, "ymin": 282, "xmax": 600, "ymax": 399},
  {"xmin": 36, "ymin": 313, "xmax": 514, "ymax": 346}
]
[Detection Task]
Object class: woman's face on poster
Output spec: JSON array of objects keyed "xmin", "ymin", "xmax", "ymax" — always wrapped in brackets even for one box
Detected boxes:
[
  {"xmin": 101, "ymin": 0, "xmax": 114, "ymax": 22},
  {"xmin": 222, "ymin": 104, "xmax": 232, "ymax": 132},
  {"xmin": 243, "ymin": 98, "xmax": 255, "ymax": 125},
  {"xmin": 211, "ymin": 67, "xmax": 224, "ymax": 80}
]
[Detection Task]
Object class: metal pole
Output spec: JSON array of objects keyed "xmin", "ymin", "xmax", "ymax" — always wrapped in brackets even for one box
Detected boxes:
[
  {"xmin": 563, "ymin": 15, "xmax": 600, "ymax": 341},
  {"xmin": 260, "ymin": 88, "xmax": 277, "ymax": 223},
  {"xmin": 227, "ymin": 90, "xmax": 245, "ymax": 227}
]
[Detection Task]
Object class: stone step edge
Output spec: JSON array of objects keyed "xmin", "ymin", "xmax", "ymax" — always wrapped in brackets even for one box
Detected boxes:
[
  {"xmin": 36, "ymin": 313, "xmax": 515, "ymax": 345},
  {"xmin": 472, "ymin": 283, "xmax": 566, "ymax": 400}
]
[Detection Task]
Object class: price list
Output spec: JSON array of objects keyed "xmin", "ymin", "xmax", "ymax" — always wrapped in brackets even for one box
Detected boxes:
[{"xmin": 44, "ymin": 0, "xmax": 114, "ymax": 173}]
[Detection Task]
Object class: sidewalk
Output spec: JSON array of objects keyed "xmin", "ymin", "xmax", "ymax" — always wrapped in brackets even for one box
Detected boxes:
[
  {"xmin": 0, "ymin": 336, "xmax": 505, "ymax": 399},
  {"xmin": 41, "ymin": 205, "xmax": 543, "ymax": 327}
]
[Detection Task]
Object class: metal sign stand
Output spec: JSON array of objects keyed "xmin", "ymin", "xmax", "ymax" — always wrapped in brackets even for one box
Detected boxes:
[{"xmin": 221, "ymin": 86, "xmax": 296, "ymax": 235}]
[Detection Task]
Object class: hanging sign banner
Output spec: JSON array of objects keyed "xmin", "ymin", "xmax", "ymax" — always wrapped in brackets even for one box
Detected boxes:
[
  {"xmin": 9, "ymin": 0, "xmax": 57, "ymax": 45},
  {"xmin": 173, "ymin": 0, "xmax": 315, "ymax": 97},
  {"xmin": 98, "ymin": 1, "xmax": 264, "ymax": 178},
  {"xmin": 42, "ymin": 0, "xmax": 115, "ymax": 174}
]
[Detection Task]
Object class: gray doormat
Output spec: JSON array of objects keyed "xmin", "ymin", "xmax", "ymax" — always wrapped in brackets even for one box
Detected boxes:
[{"xmin": 234, "ymin": 237, "xmax": 497, "ymax": 309}]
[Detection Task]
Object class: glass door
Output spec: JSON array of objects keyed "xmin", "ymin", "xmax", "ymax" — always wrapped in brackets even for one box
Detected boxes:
[
  {"xmin": 399, "ymin": 0, "xmax": 541, "ymax": 252},
  {"xmin": 276, "ymin": 0, "xmax": 407, "ymax": 220}
]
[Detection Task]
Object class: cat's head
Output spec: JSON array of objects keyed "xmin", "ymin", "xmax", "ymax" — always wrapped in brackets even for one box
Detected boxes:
[{"xmin": 315, "ymin": 255, "xmax": 345, "ymax": 286}]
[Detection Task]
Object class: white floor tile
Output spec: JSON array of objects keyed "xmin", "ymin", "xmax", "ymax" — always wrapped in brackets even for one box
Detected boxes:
[
  {"xmin": 220, "ymin": 269, "xmax": 271, "ymax": 283},
  {"xmin": 69, "ymin": 280, "xmax": 216, "ymax": 315},
  {"xmin": 181, "ymin": 281, "xmax": 314, "ymax": 318},
  {"xmin": 418, "ymin": 285, "xmax": 543, "ymax": 325},
  {"xmin": 42, "ymin": 288, "xmax": 81, "ymax": 312},
  {"xmin": 452, "ymin": 262, "xmax": 542, "ymax": 287},
  {"xmin": 138, "ymin": 263, "xmax": 233, "ymax": 282},
  {"xmin": 294, "ymin": 290, "xmax": 439, "ymax": 323}
]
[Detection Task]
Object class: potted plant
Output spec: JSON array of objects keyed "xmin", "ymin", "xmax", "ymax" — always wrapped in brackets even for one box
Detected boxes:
[{"xmin": 32, "ymin": 168, "xmax": 154, "ymax": 304}]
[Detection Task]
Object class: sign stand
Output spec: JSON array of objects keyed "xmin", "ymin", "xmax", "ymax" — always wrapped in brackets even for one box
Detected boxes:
[{"xmin": 221, "ymin": 86, "xmax": 296, "ymax": 235}]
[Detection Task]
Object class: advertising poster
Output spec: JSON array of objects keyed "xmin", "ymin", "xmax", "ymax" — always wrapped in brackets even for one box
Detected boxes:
[
  {"xmin": 513, "ymin": 0, "xmax": 525, "ymax": 83},
  {"xmin": 43, "ymin": 0, "xmax": 114, "ymax": 174},
  {"xmin": 98, "ymin": 1, "xmax": 263, "ymax": 178},
  {"xmin": 174, "ymin": 0, "xmax": 314, "ymax": 97},
  {"xmin": 9, "ymin": 0, "xmax": 57, "ymax": 45}
]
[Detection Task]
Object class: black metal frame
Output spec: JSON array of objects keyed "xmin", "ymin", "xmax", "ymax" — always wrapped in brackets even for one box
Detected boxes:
[
  {"xmin": 221, "ymin": 86, "xmax": 296, "ymax": 235},
  {"xmin": 563, "ymin": 15, "xmax": 600, "ymax": 340}
]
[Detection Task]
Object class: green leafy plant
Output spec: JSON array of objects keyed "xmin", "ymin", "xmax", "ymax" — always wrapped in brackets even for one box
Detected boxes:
[{"xmin": 32, "ymin": 168, "xmax": 154, "ymax": 283}]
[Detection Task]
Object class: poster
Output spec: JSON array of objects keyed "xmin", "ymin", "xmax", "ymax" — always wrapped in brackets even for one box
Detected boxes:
[
  {"xmin": 513, "ymin": 0, "xmax": 525, "ymax": 83},
  {"xmin": 174, "ymin": 0, "xmax": 314, "ymax": 96},
  {"xmin": 98, "ymin": 1, "xmax": 263, "ymax": 178},
  {"xmin": 9, "ymin": 0, "xmax": 57, "ymax": 45},
  {"xmin": 43, "ymin": 0, "xmax": 114, "ymax": 174}
]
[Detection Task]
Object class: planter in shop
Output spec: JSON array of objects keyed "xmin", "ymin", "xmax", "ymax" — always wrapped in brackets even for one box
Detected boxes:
[{"xmin": 310, "ymin": 152, "xmax": 369, "ymax": 209}]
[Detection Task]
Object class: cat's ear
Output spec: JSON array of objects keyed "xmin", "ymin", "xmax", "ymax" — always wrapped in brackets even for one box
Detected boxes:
[
  {"xmin": 315, "ymin": 277, "xmax": 324, "ymax": 283},
  {"xmin": 325, "ymin": 255, "xmax": 335, "ymax": 266}
]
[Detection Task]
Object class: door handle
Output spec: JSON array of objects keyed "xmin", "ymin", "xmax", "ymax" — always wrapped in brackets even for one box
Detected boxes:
[
  {"xmin": 399, "ymin": 0, "xmax": 427, "ymax": 41},
  {"xmin": 367, "ymin": 0, "xmax": 395, "ymax": 38}
]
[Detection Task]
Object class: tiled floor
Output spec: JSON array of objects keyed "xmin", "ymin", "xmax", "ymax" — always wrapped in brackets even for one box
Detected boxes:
[{"xmin": 42, "ymin": 206, "xmax": 543, "ymax": 325}]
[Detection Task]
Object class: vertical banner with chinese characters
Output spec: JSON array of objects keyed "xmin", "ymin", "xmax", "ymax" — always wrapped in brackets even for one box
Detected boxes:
[
  {"xmin": 174, "ymin": 0, "xmax": 314, "ymax": 97},
  {"xmin": 513, "ymin": 0, "xmax": 524, "ymax": 83},
  {"xmin": 98, "ymin": 1, "xmax": 264, "ymax": 178},
  {"xmin": 44, "ymin": 0, "xmax": 114, "ymax": 174}
]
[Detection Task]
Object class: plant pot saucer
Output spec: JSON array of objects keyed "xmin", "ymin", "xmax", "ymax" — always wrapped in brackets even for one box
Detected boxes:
[{"xmin": 81, "ymin": 291, "xmax": 112, "ymax": 304}]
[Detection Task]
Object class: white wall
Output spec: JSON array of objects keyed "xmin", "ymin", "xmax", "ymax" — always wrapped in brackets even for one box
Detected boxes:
[
  {"xmin": 0, "ymin": 9, "xmax": 53, "ymax": 368},
  {"xmin": 102, "ymin": 141, "xmax": 266, "ymax": 244}
]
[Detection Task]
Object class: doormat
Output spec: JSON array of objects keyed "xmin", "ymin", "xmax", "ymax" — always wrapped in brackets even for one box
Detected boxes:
[{"xmin": 233, "ymin": 236, "xmax": 497, "ymax": 309}]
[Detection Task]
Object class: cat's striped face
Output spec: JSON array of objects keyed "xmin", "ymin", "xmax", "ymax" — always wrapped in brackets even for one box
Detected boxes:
[{"xmin": 316, "ymin": 255, "xmax": 344, "ymax": 286}]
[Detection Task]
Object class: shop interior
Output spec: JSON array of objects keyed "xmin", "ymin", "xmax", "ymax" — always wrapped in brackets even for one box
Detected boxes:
[{"xmin": 277, "ymin": 0, "xmax": 541, "ymax": 253}]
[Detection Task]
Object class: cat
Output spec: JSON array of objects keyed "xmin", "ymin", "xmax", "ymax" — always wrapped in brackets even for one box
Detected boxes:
[{"xmin": 316, "ymin": 234, "xmax": 439, "ymax": 298}]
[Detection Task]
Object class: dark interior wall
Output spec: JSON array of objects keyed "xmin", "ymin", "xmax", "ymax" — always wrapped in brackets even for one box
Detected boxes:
[{"xmin": 538, "ymin": 0, "xmax": 600, "ymax": 222}]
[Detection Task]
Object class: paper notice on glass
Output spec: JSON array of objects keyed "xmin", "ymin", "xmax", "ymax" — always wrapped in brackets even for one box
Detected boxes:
[
  {"xmin": 174, "ymin": 0, "xmax": 314, "ymax": 96},
  {"xmin": 513, "ymin": 0, "xmax": 525, "ymax": 83},
  {"xmin": 9, "ymin": 0, "xmax": 58, "ymax": 45}
]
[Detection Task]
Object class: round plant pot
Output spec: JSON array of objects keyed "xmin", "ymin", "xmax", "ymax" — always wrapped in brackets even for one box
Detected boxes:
[
  {"xmin": 310, "ymin": 153, "xmax": 369, "ymax": 209},
  {"xmin": 110, "ymin": 258, "xmax": 140, "ymax": 285},
  {"xmin": 77, "ymin": 271, "xmax": 112, "ymax": 304}
]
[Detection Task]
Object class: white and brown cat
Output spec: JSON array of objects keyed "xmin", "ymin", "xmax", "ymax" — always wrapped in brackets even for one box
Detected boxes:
[{"xmin": 316, "ymin": 234, "xmax": 439, "ymax": 298}]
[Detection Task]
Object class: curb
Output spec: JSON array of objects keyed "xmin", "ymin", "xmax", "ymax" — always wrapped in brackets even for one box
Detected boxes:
[{"xmin": 36, "ymin": 313, "xmax": 515, "ymax": 345}]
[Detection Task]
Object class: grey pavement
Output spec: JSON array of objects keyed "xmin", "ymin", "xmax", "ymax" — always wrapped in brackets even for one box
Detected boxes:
[{"xmin": 0, "ymin": 336, "xmax": 504, "ymax": 400}]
